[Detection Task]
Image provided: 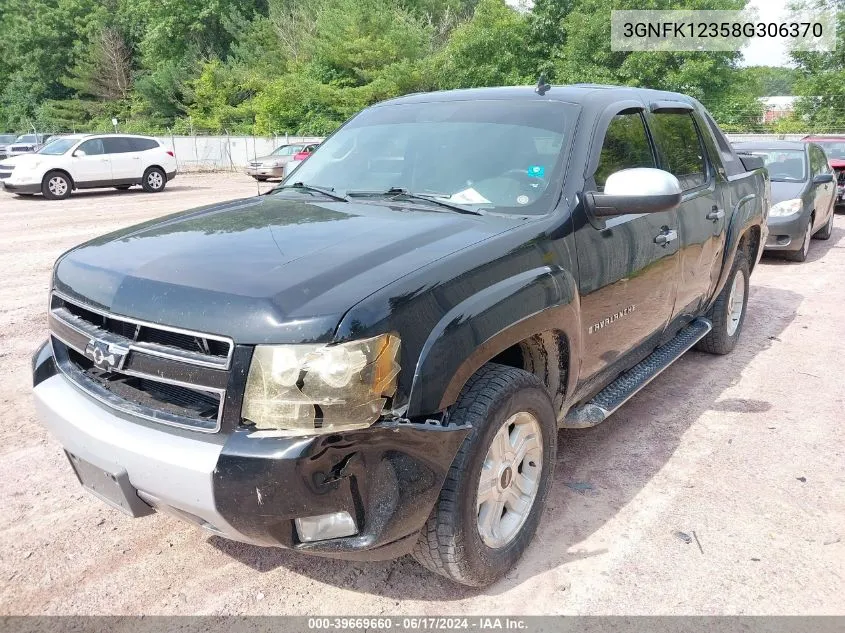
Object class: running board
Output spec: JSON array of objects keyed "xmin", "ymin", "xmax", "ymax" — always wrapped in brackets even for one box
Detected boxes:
[{"xmin": 562, "ymin": 317, "xmax": 712, "ymax": 428}]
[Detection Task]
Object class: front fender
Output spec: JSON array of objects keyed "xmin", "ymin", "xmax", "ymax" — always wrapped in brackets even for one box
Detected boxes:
[{"xmin": 408, "ymin": 266, "xmax": 581, "ymax": 417}]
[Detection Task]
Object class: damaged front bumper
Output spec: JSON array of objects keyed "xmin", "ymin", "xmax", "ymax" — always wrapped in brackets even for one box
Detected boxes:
[{"xmin": 32, "ymin": 341, "xmax": 469, "ymax": 560}]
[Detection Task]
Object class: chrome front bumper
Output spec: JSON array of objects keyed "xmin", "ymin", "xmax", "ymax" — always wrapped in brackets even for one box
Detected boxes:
[
  {"xmin": 244, "ymin": 165, "xmax": 285, "ymax": 178},
  {"xmin": 33, "ymin": 374, "xmax": 260, "ymax": 544}
]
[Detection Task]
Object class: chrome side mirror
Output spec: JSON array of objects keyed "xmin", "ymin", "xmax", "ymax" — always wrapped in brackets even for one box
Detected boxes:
[{"xmin": 585, "ymin": 168, "xmax": 683, "ymax": 217}]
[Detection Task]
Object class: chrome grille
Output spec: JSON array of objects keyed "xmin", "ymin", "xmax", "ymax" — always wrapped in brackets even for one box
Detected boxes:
[{"xmin": 49, "ymin": 292, "xmax": 234, "ymax": 432}]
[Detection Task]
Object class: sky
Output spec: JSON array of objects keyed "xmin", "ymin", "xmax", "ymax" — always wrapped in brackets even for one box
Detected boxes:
[{"xmin": 740, "ymin": 0, "xmax": 793, "ymax": 67}]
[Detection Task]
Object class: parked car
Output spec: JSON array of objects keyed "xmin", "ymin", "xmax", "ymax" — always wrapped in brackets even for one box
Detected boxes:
[
  {"xmin": 5, "ymin": 133, "xmax": 52, "ymax": 158},
  {"xmin": 734, "ymin": 140, "xmax": 836, "ymax": 262},
  {"xmin": 0, "ymin": 134, "xmax": 18, "ymax": 160},
  {"xmin": 285, "ymin": 143, "xmax": 320, "ymax": 176},
  {"xmin": 803, "ymin": 135, "xmax": 845, "ymax": 208},
  {"xmin": 33, "ymin": 85, "xmax": 767, "ymax": 586},
  {"xmin": 245, "ymin": 143, "xmax": 313, "ymax": 181},
  {"xmin": 0, "ymin": 134, "xmax": 176, "ymax": 199}
]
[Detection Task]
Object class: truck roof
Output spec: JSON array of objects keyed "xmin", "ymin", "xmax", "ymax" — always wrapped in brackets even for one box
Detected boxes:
[
  {"xmin": 733, "ymin": 140, "xmax": 809, "ymax": 151},
  {"xmin": 378, "ymin": 84, "xmax": 697, "ymax": 110}
]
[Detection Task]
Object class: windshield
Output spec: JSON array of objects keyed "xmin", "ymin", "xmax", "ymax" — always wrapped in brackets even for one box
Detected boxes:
[
  {"xmin": 280, "ymin": 99, "xmax": 577, "ymax": 215},
  {"xmin": 38, "ymin": 138, "xmax": 77, "ymax": 155},
  {"xmin": 814, "ymin": 140, "xmax": 845, "ymax": 160},
  {"xmin": 0, "ymin": 134, "xmax": 16, "ymax": 144},
  {"xmin": 750, "ymin": 150, "xmax": 807, "ymax": 182},
  {"xmin": 15, "ymin": 134, "xmax": 38, "ymax": 143}
]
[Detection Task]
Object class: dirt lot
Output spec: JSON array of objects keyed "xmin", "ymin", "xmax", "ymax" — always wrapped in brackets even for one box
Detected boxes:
[{"xmin": 1, "ymin": 173, "xmax": 843, "ymax": 615}]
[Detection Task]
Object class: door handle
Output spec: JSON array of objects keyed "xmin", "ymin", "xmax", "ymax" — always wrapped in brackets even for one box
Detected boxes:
[
  {"xmin": 706, "ymin": 207, "xmax": 725, "ymax": 221},
  {"xmin": 654, "ymin": 229, "xmax": 678, "ymax": 245}
]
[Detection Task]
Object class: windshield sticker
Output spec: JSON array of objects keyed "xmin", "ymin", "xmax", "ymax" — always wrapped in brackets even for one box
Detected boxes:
[
  {"xmin": 448, "ymin": 188, "xmax": 491, "ymax": 204},
  {"xmin": 516, "ymin": 195, "xmax": 530, "ymax": 205},
  {"xmin": 527, "ymin": 166, "xmax": 545, "ymax": 178}
]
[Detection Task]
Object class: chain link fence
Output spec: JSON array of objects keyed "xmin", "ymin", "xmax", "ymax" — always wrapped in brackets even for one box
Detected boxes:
[{"xmin": 152, "ymin": 135, "xmax": 324, "ymax": 172}]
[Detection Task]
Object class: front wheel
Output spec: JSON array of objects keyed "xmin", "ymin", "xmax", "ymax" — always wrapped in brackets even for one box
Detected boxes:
[
  {"xmin": 787, "ymin": 220, "xmax": 813, "ymax": 262},
  {"xmin": 142, "ymin": 167, "xmax": 166, "ymax": 193},
  {"xmin": 696, "ymin": 251, "xmax": 750, "ymax": 355},
  {"xmin": 41, "ymin": 171, "xmax": 72, "ymax": 200},
  {"xmin": 412, "ymin": 364, "xmax": 557, "ymax": 586},
  {"xmin": 814, "ymin": 211, "xmax": 833, "ymax": 241}
]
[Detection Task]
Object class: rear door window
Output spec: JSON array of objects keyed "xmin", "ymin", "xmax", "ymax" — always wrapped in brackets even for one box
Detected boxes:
[
  {"xmin": 593, "ymin": 112, "xmax": 656, "ymax": 191},
  {"xmin": 102, "ymin": 137, "xmax": 133, "ymax": 154},
  {"xmin": 128, "ymin": 138, "xmax": 159, "ymax": 151},
  {"xmin": 650, "ymin": 112, "xmax": 708, "ymax": 191}
]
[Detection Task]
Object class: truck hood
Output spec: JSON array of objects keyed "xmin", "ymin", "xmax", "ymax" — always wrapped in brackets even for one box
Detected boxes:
[{"xmin": 53, "ymin": 194, "xmax": 520, "ymax": 344}]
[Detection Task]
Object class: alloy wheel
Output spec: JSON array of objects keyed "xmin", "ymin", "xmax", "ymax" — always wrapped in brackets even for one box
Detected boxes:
[
  {"xmin": 48, "ymin": 176, "xmax": 68, "ymax": 197},
  {"xmin": 148, "ymin": 171, "xmax": 164, "ymax": 190},
  {"xmin": 476, "ymin": 411, "xmax": 543, "ymax": 549},
  {"xmin": 726, "ymin": 269, "xmax": 746, "ymax": 336}
]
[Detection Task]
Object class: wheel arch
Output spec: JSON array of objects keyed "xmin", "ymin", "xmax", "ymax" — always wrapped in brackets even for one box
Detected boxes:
[
  {"xmin": 710, "ymin": 193, "xmax": 763, "ymax": 305},
  {"xmin": 407, "ymin": 266, "xmax": 582, "ymax": 418},
  {"xmin": 42, "ymin": 168, "xmax": 76, "ymax": 191},
  {"xmin": 145, "ymin": 164, "xmax": 167, "ymax": 178}
]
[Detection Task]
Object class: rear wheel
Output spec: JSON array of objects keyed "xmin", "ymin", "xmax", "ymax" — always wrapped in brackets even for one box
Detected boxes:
[
  {"xmin": 814, "ymin": 211, "xmax": 833, "ymax": 241},
  {"xmin": 696, "ymin": 251, "xmax": 750, "ymax": 355},
  {"xmin": 41, "ymin": 171, "xmax": 72, "ymax": 200},
  {"xmin": 142, "ymin": 167, "xmax": 166, "ymax": 193},
  {"xmin": 412, "ymin": 364, "xmax": 557, "ymax": 586},
  {"xmin": 787, "ymin": 219, "xmax": 813, "ymax": 262}
]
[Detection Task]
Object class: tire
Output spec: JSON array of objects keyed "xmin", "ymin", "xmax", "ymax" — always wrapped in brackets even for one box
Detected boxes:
[
  {"xmin": 141, "ymin": 167, "xmax": 167, "ymax": 193},
  {"xmin": 412, "ymin": 363, "xmax": 557, "ymax": 586},
  {"xmin": 114, "ymin": 185, "xmax": 132, "ymax": 190},
  {"xmin": 786, "ymin": 219, "xmax": 813, "ymax": 262},
  {"xmin": 814, "ymin": 211, "xmax": 833, "ymax": 241},
  {"xmin": 696, "ymin": 251, "xmax": 750, "ymax": 355},
  {"xmin": 253, "ymin": 176, "xmax": 269, "ymax": 182},
  {"xmin": 41, "ymin": 171, "xmax": 72, "ymax": 200}
]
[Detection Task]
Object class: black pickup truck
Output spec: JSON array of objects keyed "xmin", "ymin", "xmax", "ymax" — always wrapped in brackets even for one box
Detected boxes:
[{"xmin": 32, "ymin": 84, "xmax": 768, "ymax": 587}]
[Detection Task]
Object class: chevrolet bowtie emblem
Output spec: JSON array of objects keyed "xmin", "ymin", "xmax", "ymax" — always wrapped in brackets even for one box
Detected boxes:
[{"xmin": 85, "ymin": 339, "xmax": 129, "ymax": 371}]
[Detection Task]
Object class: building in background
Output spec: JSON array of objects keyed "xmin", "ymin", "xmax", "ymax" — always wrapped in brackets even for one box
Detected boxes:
[{"xmin": 761, "ymin": 96, "xmax": 797, "ymax": 123}]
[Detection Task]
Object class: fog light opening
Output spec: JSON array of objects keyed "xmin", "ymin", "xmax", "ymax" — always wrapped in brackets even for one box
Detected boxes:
[{"xmin": 295, "ymin": 511, "xmax": 357, "ymax": 543}]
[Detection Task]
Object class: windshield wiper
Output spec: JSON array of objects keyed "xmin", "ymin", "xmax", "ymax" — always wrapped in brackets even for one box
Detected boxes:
[
  {"xmin": 346, "ymin": 187, "xmax": 483, "ymax": 216},
  {"xmin": 274, "ymin": 182, "xmax": 348, "ymax": 202}
]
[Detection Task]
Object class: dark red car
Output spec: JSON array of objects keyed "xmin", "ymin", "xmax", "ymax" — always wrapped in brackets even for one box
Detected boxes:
[{"xmin": 803, "ymin": 135, "xmax": 845, "ymax": 207}]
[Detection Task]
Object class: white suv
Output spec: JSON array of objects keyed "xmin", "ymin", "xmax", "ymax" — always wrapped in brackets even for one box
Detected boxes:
[{"xmin": 0, "ymin": 134, "xmax": 177, "ymax": 200}]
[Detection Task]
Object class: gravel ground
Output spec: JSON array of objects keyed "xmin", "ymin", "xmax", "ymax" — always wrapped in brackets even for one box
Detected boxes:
[{"xmin": 1, "ymin": 173, "xmax": 843, "ymax": 615}]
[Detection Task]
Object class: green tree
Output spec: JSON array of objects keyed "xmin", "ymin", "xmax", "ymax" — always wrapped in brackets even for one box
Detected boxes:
[
  {"xmin": 433, "ymin": 0, "xmax": 533, "ymax": 89},
  {"xmin": 790, "ymin": 0, "xmax": 845, "ymax": 132},
  {"xmin": 553, "ymin": 0, "xmax": 746, "ymax": 103}
]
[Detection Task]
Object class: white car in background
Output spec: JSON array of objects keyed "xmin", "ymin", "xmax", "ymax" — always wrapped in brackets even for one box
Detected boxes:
[{"xmin": 0, "ymin": 134, "xmax": 177, "ymax": 200}]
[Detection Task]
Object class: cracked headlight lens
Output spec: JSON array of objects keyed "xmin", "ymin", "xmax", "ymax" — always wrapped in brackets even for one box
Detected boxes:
[{"xmin": 242, "ymin": 334, "xmax": 401, "ymax": 435}]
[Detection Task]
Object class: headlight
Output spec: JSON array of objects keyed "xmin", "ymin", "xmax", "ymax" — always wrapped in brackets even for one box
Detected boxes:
[
  {"xmin": 242, "ymin": 334, "xmax": 401, "ymax": 436},
  {"xmin": 769, "ymin": 198, "xmax": 802, "ymax": 217}
]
